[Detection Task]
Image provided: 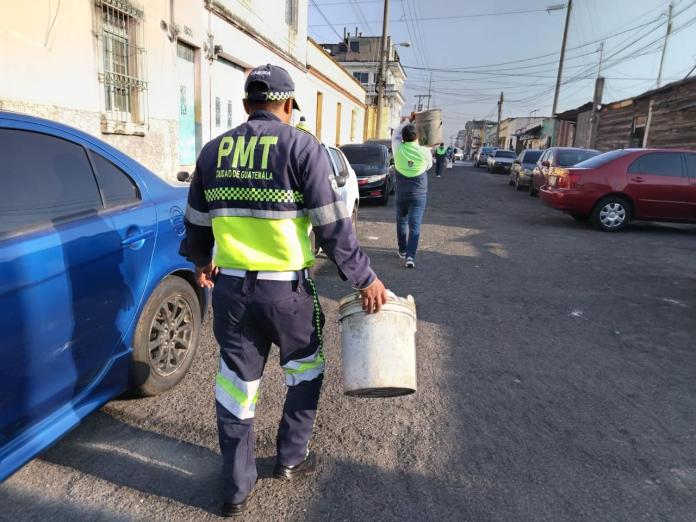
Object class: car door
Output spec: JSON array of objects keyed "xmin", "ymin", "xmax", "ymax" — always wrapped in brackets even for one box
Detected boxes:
[
  {"xmin": 0, "ymin": 126, "xmax": 155, "ymax": 443},
  {"xmin": 625, "ymin": 152, "xmax": 690, "ymax": 220},
  {"xmin": 684, "ymin": 153, "xmax": 696, "ymax": 219}
]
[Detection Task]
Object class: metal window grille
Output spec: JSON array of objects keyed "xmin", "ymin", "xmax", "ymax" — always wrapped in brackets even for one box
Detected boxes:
[
  {"xmin": 94, "ymin": 0, "xmax": 148, "ymax": 129},
  {"xmin": 215, "ymin": 97, "xmax": 221, "ymax": 127},
  {"xmin": 227, "ymin": 100, "xmax": 233, "ymax": 128}
]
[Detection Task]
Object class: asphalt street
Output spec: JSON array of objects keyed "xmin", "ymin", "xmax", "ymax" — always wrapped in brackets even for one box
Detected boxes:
[{"xmin": 3, "ymin": 162, "xmax": 696, "ymax": 521}]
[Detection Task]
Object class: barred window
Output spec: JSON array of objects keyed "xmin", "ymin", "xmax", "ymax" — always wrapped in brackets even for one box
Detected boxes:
[{"xmin": 94, "ymin": 0, "xmax": 148, "ymax": 133}]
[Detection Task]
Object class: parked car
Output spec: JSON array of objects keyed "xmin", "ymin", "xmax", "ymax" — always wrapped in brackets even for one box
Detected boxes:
[
  {"xmin": 487, "ymin": 149, "xmax": 517, "ymax": 173},
  {"xmin": 540, "ymin": 148, "xmax": 696, "ymax": 231},
  {"xmin": 509, "ymin": 149, "xmax": 543, "ymax": 190},
  {"xmin": 340, "ymin": 143, "xmax": 395, "ymax": 205},
  {"xmin": 475, "ymin": 146, "xmax": 496, "ymax": 168},
  {"xmin": 365, "ymin": 138, "xmax": 393, "ymax": 162},
  {"xmin": 322, "ymin": 144, "xmax": 360, "ymax": 222},
  {"xmin": 453, "ymin": 149, "xmax": 464, "ymax": 161},
  {"xmin": 529, "ymin": 147, "xmax": 600, "ymax": 196},
  {"xmin": 0, "ymin": 111, "xmax": 209, "ymax": 481}
]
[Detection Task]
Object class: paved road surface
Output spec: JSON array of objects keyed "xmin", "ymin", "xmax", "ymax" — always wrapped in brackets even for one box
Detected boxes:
[{"xmin": 3, "ymin": 162, "xmax": 696, "ymax": 521}]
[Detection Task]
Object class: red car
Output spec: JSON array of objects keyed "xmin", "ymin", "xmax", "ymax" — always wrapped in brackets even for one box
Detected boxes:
[
  {"xmin": 529, "ymin": 147, "xmax": 600, "ymax": 196},
  {"xmin": 539, "ymin": 149, "xmax": 696, "ymax": 231}
]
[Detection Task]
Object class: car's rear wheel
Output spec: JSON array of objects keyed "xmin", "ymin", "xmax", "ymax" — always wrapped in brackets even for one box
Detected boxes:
[
  {"xmin": 131, "ymin": 276, "xmax": 201, "ymax": 396},
  {"xmin": 591, "ymin": 196, "xmax": 631, "ymax": 232}
]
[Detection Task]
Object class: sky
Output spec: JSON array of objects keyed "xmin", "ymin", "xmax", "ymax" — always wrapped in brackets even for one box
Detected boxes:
[{"xmin": 307, "ymin": 0, "xmax": 696, "ymax": 141}]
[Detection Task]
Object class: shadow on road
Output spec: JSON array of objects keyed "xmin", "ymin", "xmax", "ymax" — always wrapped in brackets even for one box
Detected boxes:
[{"xmin": 35, "ymin": 411, "xmax": 226, "ymax": 515}]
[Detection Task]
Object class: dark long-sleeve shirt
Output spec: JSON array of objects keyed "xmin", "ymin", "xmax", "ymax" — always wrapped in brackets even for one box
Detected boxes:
[{"xmin": 180, "ymin": 110, "xmax": 375, "ymax": 289}]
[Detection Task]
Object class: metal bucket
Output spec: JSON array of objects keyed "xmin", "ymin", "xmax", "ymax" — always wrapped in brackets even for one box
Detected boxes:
[
  {"xmin": 414, "ymin": 109, "xmax": 443, "ymax": 146},
  {"xmin": 338, "ymin": 291, "xmax": 417, "ymax": 398}
]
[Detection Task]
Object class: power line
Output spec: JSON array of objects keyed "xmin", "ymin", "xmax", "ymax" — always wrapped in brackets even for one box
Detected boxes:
[
  {"xmin": 309, "ymin": 7, "xmax": 558, "ymax": 27},
  {"xmin": 309, "ymin": 0, "xmax": 343, "ymax": 40}
]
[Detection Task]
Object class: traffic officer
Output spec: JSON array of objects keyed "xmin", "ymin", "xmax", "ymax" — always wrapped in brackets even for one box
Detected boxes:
[
  {"xmin": 181, "ymin": 64, "xmax": 387, "ymax": 517},
  {"xmin": 434, "ymin": 142, "xmax": 447, "ymax": 178},
  {"xmin": 296, "ymin": 115, "xmax": 311, "ymax": 133}
]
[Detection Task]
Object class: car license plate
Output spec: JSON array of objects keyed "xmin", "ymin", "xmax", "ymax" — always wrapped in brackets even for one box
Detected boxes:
[{"xmin": 548, "ymin": 176, "xmax": 557, "ymax": 187}]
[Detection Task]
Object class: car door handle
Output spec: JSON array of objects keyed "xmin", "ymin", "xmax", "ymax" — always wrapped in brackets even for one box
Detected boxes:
[
  {"xmin": 631, "ymin": 176, "xmax": 645, "ymax": 183},
  {"xmin": 121, "ymin": 229, "xmax": 154, "ymax": 247}
]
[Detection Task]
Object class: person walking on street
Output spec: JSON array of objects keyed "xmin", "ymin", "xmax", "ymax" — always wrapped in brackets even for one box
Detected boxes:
[
  {"xmin": 296, "ymin": 115, "xmax": 311, "ymax": 134},
  {"xmin": 392, "ymin": 113, "xmax": 433, "ymax": 269},
  {"xmin": 434, "ymin": 142, "xmax": 447, "ymax": 178},
  {"xmin": 181, "ymin": 64, "xmax": 388, "ymax": 517}
]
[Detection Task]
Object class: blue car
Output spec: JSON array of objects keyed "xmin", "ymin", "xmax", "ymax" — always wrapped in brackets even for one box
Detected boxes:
[{"xmin": 0, "ymin": 111, "xmax": 207, "ymax": 482}]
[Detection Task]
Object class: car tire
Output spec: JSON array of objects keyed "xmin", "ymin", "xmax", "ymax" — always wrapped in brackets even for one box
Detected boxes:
[
  {"xmin": 131, "ymin": 276, "xmax": 201, "ymax": 396},
  {"xmin": 591, "ymin": 196, "xmax": 631, "ymax": 232}
]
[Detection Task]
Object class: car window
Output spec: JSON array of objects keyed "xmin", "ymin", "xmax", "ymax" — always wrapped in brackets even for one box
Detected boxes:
[
  {"xmin": 575, "ymin": 149, "xmax": 631, "ymax": 168},
  {"xmin": 0, "ymin": 128, "xmax": 101, "ymax": 237},
  {"xmin": 685, "ymin": 153, "xmax": 696, "ymax": 178},
  {"xmin": 494, "ymin": 150, "xmax": 516, "ymax": 158},
  {"xmin": 340, "ymin": 146, "xmax": 383, "ymax": 165},
  {"xmin": 556, "ymin": 149, "xmax": 600, "ymax": 166},
  {"xmin": 329, "ymin": 148, "xmax": 348, "ymax": 177},
  {"xmin": 523, "ymin": 150, "xmax": 542, "ymax": 163},
  {"xmin": 91, "ymin": 153, "xmax": 140, "ymax": 207},
  {"xmin": 628, "ymin": 152, "xmax": 685, "ymax": 177}
]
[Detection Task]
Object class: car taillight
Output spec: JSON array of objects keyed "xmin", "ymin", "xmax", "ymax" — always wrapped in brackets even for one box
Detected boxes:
[{"xmin": 554, "ymin": 168, "xmax": 581, "ymax": 188}]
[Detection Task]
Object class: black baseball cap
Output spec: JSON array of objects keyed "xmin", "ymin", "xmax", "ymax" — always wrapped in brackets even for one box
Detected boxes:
[{"xmin": 244, "ymin": 64, "xmax": 300, "ymax": 110}]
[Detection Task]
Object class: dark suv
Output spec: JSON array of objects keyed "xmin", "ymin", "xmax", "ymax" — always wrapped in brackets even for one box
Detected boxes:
[
  {"xmin": 509, "ymin": 149, "xmax": 543, "ymax": 190},
  {"xmin": 340, "ymin": 144, "xmax": 395, "ymax": 205}
]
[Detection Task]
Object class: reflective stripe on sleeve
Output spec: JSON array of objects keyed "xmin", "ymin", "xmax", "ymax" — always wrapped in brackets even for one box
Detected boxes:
[
  {"xmin": 210, "ymin": 208, "xmax": 307, "ymax": 219},
  {"xmin": 185, "ymin": 204, "xmax": 212, "ymax": 226},
  {"xmin": 215, "ymin": 358, "xmax": 261, "ymax": 419},
  {"xmin": 308, "ymin": 200, "xmax": 350, "ymax": 227}
]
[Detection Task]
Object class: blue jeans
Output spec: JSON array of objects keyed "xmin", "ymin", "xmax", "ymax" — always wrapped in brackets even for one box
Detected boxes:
[{"xmin": 396, "ymin": 195, "xmax": 427, "ymax": 260}]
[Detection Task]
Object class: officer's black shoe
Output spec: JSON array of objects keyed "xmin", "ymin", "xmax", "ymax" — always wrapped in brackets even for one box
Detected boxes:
[
  {"xmin": 273, "ymin": 454, "xmax": 316, "ymax": 480},
  {"xmin": 221, "ymin": 499, "xmax": 247, "ymax": 517}
]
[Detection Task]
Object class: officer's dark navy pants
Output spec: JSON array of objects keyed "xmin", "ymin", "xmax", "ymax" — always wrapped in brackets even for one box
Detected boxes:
[
  {"xmin": 435, "ymin": 157, "xmax": 446, "ymax": 176},
  {"xmin": 212, "ymin": 270, "xmax": 325, "ymax": 504}
]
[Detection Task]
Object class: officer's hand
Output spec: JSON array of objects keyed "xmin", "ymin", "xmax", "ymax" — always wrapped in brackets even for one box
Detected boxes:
[
  {"xmin": 195, "ymin": 262, "xmax": 218, "ymax": 289},
  {"xmin": 409, "ymin": 111, "xmax": 417, "ymax": 122},
  {"xmin": 360, "ymin": 278, "xmax": 388, "ymax": 314}
]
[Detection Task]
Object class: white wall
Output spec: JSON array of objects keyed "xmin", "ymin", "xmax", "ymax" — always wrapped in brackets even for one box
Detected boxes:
[{"xmin": 0, "ymin": 0, "xmax": 365, "ymax": 178}]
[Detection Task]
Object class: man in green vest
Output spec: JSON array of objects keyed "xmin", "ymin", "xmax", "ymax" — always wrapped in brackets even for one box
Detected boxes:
[
  {"xmin": 434, "ymin": 142, "xmax": 447, "ymax": 178},
  {"xmin": 391, "ymin": 113, "xmax": 433, "ymax": 268}
]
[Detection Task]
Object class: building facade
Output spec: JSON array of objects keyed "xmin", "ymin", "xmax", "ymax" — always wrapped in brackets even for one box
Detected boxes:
[
  {"xmin": 321, "ymin": 33, "xmax": 407, "ymax": 139},
  {"xmin": 0, "ymin": 0, "xmax": 366, "ymax": 181}
]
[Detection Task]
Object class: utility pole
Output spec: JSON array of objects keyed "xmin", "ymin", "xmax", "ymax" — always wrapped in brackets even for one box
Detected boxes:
[
  {"xmin": 414, "ymin": 94, "xmax": 430, "ymax": 112},
  {"xmin": 587, "ymin": 41, "xmax": 605, "ymax": 149},
  {"xmin": 375, "ymin": 0, "xmax": 390, "ymax": 139},
  {"xmin": 496, "ymin": 91, "xmax": 504, "ymax": 147},
  {"xmin": 427, "ymin": 73, "xmax": 432, "ymax": 109},
  {"xmin": 551, "ymin": 0, "xmax": 572, "ymax": 146},
  {"xmin": 656, "ymin": 1, "xmax": 673, "ymax": 89},
  {"xmin": 643, "ymin": 1, "xmax": 673, "ymax": 147}
]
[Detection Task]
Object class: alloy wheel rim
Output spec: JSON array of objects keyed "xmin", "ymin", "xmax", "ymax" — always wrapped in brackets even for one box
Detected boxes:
[
  {"xmin": 599, "ymin": 202, "xmax": 626, "ymax": 228},
  {"xmin": 148, "ymin": 295, "xmax": 194, "ymax": 377}
]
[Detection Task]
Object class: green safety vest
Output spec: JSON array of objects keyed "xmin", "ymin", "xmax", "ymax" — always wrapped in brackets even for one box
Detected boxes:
[
  {"xmin": 395, "ymin": 141, "xmax": 430, "ymax": 178},
  {"xmin": 436, "ymin": 146, "xmax": 447, "ymax": 155}
]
